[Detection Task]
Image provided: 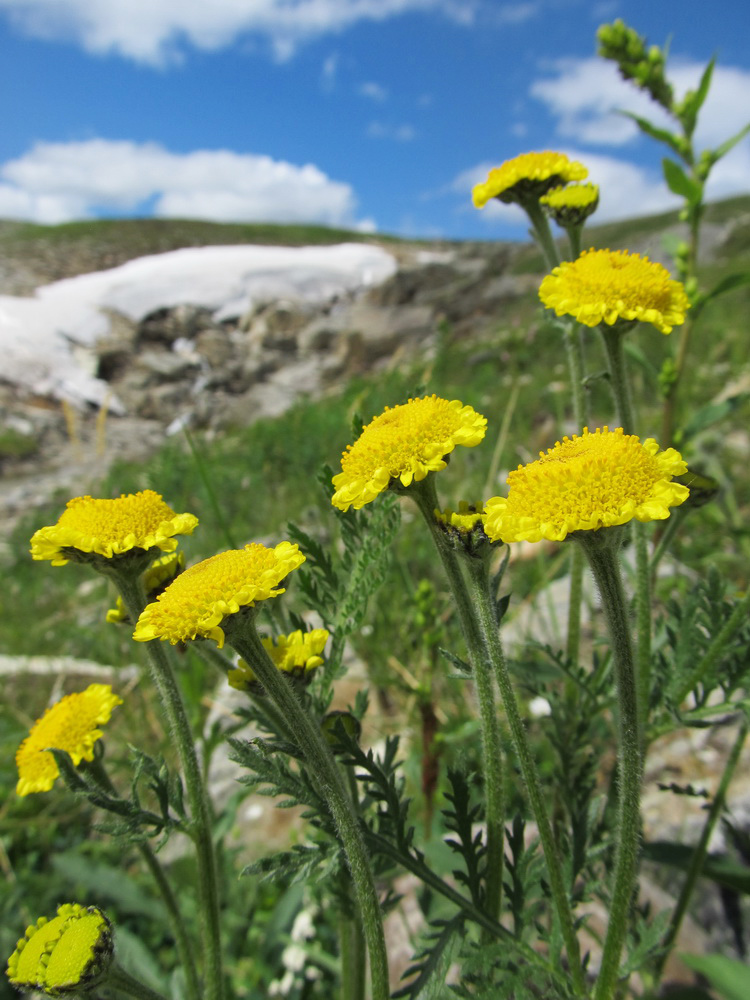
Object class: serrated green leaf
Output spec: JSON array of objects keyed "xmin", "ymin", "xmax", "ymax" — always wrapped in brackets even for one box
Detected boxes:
[
  {"xmin": 681, "ymin": 953, "xmax": 750, "ymax": 1000},
  {"xmin": 662, "ymin": 158, "xmax": 703, "ymax": 205},
  {"xmin": 700, "ymin": 271, "xmax": 750, "ymax": 307},
  {"xmin": 680, "ymin": 394, "xmax": 748, "ymax": 442}
]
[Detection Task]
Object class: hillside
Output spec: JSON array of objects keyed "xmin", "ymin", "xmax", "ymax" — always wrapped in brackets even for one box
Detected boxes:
[{"xmin": 1, "ymin": 193, "xmax": 749, "ymax": 294}]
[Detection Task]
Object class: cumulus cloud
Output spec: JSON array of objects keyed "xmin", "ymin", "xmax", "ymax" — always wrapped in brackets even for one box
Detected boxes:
[
  {"xmin": 530, "ymin": 56, "xmax": 750, "ymax": 205},
  {"xmin": 0, "ymin": 0, "xmax": 477, "ymax": 64},
  {"xmin": 0, "ymin": 139, "xmax": 370, "ymax": 228},
  {"xmin": 531, "ymin": 56, "xmax": 750, "ymax": 154}
]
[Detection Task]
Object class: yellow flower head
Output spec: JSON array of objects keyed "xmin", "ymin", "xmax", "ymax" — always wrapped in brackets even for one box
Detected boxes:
[
  {"xmin": 472, "ymin": 151, "xmax": 588, "ymax": 208},
  {"xmin": 133, "ymin": 542, "xmax": 305, "ymax": 649},
  {"xmin": 539, "ymin": 248, "xmax": 690, "ymax": 334},
  {"xmin": 332, "ymin": 395, "xmax": 487, "ymax": 512},
  {"xmin": 483, "ymin": 427, "xmax": 689, "ymax": 544},
  {"xmin": 106, "ymin": 550, "xmax": 186, "ymax": 624},
  {"xmin": 6, "ymin": 903, "xmax": 113, "ymax": 995},
  {"xmin": 229, "ymin": 628, "xmax": 329, "ymax": 692},
  {"xmin": 435, "ymin": 502, "xmax": 485, "ymax": 533},
  {"xmin": 16, "ymin": 685, "xmax": 123, "ymax": 796},
  {"xmin": 30, "ymin": 490, "xmax": 198, "ymax": 566},
  {"xmin": 540, "ymin": 183, "xmax": 600, "ymax": 227}
]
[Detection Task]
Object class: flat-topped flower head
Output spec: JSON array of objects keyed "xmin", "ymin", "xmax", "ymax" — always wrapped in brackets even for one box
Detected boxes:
[
  {"xmin": 133, "ymin": 542, "xmax": 305, "ymax": 649},
  {"xmin": 540, "ymin": 183, "xmax": 600, "ymax": 227},
  {"xmin": 332, "ymin": 395, "xmax": 487, "ymax": 511},
  {"xmin": 484, "ymin": 427, "xmax": 689, "ymax": 544},
  {"xmin": 435, "ymin": 501, "xmax": 485, "ymax": 534},
  {"xmin": 106, "ymin": 550, "xmax": 186, "ymax": 624},
  {"xmin": 16, "ymin": 685, "xmax": 123, "ymax": 796},
  {"xmin": 229, "ymin": 628, "xmax": 329, "ymax": 693},
  {"xmin": 539, "ymin": 248, "xmax": 690, "ymax": 334},
  {"xmin": 6, "ymin": 902, "xmax": 113, "ymax": 995},
  {"xmin": 472, "ymin": 152, "xmax": 588, "ymax": 208},
  {"xmin": 30, "ymin": 490, "xmax": 198, "ymax": 567}
]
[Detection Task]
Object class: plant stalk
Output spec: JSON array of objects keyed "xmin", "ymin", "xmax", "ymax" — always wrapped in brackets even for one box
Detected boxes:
[
  {"xmin": 579, "ymin": 532, "xmax": 643, "ymax": 1000},
  {"xmin": 115, "ymin": 571, "xmax": 224, "ymax": 1000},
  {"xmin": 228, "ymin": 625, "xmax": 390, "ymax": 1000}
]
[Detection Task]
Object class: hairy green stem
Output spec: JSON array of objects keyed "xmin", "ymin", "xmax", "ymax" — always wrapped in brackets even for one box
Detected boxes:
[
  {"xmin": 599, "ymin": 323, "xmax": 652, "ymax": 739},
  {"xmin": 464, "ymin": 556, "xmax": 587, "ymax": 996},
  {"xmin": 566, "ymin": 546, "xmax": 585, "ymax": 668},
  {"xmin": 579, "ymin": 533, "xmax": 642, "ymax": 1000},
  {"xmin": 115, "ymin": 572, "xmax": 224, "ymax": 1000},
  {"xmin": 228, "ymin": 625, "xmax": 390, "ymax": 1000},
  {"xmin": 85, "ymin": 757, "xmax": 200, "ymax": 1000},
  {"xmin": 339, "ymin": 906, "xmax": 367, "ymax": 1000},
  {"xmin": 410, "ymin": 479, "xmax": 505, "ymax": 926},
  {"xmin": 522, "ymin": 196, "xmax": 561, "ymax": 270},
  {"xmin": 563, "ymin": 318, "xmax": 588, "ymax": 673},
  {"xmin": 654, "ymin": 720, "xmax": 748, "ymax": 984}
]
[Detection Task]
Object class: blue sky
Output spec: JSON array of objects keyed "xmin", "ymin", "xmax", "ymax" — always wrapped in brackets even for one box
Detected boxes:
[{"xmin": 0, "ymin": 0, "xmax": 749, "ymax": 240}]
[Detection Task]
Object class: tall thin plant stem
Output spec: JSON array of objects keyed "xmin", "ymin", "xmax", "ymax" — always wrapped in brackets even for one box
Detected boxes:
[{"xmin": 115, "ymin": 572, "xmax": 224, "ymax": 1000}]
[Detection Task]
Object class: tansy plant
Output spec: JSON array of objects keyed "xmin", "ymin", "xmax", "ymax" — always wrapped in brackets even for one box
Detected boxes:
[{"xmin": 7, "ymin": 20, "xmax": 750, "ymax": 1000}]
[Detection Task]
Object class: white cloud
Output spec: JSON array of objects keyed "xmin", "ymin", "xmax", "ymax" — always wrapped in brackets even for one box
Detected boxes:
[
  {"xmin": 359, "ymin": 81, "xmax": 388, "ymax": 102},
  {"xmin": 0, "ymin": 0, "xmax": 477, "ymax": 65},
  {"xmin": 367, "ymin": 121, "xmax": 416, "ymax": 141},
  {"xmin": 0, "ymin": 139, "xmax": 370, "ymax": 228},
  {"xmin": 531, "ymin": 56, "xmax": 750, "ymax": 156}
]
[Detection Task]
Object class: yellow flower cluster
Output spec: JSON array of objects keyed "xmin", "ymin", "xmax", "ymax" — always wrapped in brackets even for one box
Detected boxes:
[
  {"xmin": 540, "ymin": 183, "xmax": 600, "ymax": 226},
  {"xmin": 539, "ymin": 248, "xmax": 690, "ymax": 333},
  {"xmin": 472, "ymin": 151, "xmax": 588, "ymax": 208},
  {"xmin": 30, "ymin": 490, "xmax": 198, "ymax": 565},
  {"xmin": 332, "ymin": 395, "xmax": 487, "ymax": 511},
  {"xmin": 15, "ymin": 685, "xmax": 122, "ymax": 796},
  {"xmin": 483, "ymin": 427, "xmax": 689, "ymax": 544},
  {"xmin": 228, "ymin": 628, "xmax": 329, "ymax": 692},
  {"xmin": 133, "ymin": 542, "xmax": 305, "ymax": 648},
  {"xmin": 435, "ymin": 502, "xmax": 485, "ymax": 533},
  {"xmin": 6, "ymin": 903, "xmax": 113, "ymax": 994}
]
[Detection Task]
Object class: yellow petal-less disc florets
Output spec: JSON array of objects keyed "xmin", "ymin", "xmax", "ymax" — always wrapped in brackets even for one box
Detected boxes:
[
  {"xmin": 483, "ymin": 427, "xmax": 689, "ymax": 544},
  {"xmin": 540, "ymin": 183, "xmax": 600, "ymax": 226},
  {"xmin": 472, "ymin": 151, "xmax": 588, "ymax": 208},
  {"xmin": 6, "ymin": 903, "xmax": 113, "ymax": 995},
  {"xmin": 133, "ymin": 542, "xmax": 305, "ymax": 649},
  {"xmin": 229, "ymin": 628, "xmax": 329, "ymax": 692},
  {"xmin": 332, "ymin": 395, "xmax": 487, "ymax": 512},
  {"xmin": 539, "ymin": 248, "xmax": 690, "ymax": 334},
  {"xmin": 30, "ymin": 490, "xmax": 198, "ymax": 566},
  {"xmin": 15, "ymin": 685, "xmax": 123, "ymax": 796}
]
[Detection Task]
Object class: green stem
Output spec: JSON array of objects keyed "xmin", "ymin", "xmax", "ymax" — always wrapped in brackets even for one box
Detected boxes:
[
  {"xmin": 566, "ymin": 546, "xmax": 585, "ymax": 668},
  {"xmin": 675, "ymin": 588, "xmax": 750, "ymax": 705},
  {"xmin": 654, "ymin": 720, "xmax": 748, "ymax": 984},
  {"xmin": 339, "ymin": 906, "xmax": 367, "ymax": 1000},
  {"xmin": 228, "ymin": 625, "xmax": 390, "ymax": 1000},
  {"xmin": 464, "ymin": 555, "xmax": 587, "ymax": 996},
  {"xmin": 85, "ymin": 759, "xmax": 200, "ymax": 1000},
  {"xmin": 599, "ymin": 323, "xmax": 652, "ymax": 738},
  {"xmin": 107, "ymin": 962, "xmax": 170, "ymax": 1000},
  {"xmin": 410, "ymin": 479, "xmax": 505, "ymax": 926},
  {"xmin": 522, "ymin": 197, "xmax": 561, "ymax": 271},
  {"xmin": 563, "ymin": 318, "xmax": 588, "ymax": 674},
  {"xmin": 599, "ymin": 326, "xmax": 636, "ymax": 434},
  {"xmin": 363, "ymin": 830, "xmax": 568, "ymax": 989},
  {"xmin": 565, "ymin": 223, "xmax": 583, "ymax": 261},
  {"xmin": 579, "ymin": 533, "xmax": 642, "ymax": 1000},
  {"xmin": 115, "ymin": 572, "xmax": 224, "ymax": 1000},
  {"xmin": 634, "ymin": 524, "xmax": 652, "ymax": 733}
]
